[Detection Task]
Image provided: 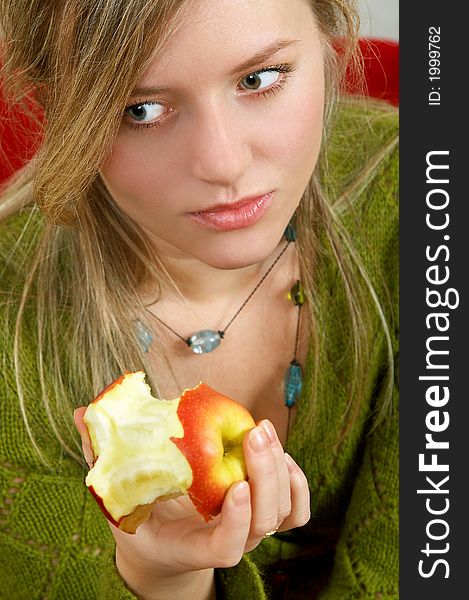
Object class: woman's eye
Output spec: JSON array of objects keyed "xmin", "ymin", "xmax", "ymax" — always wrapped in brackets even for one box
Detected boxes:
[
  {"xmin": 240, "ymin": 69, "xmax": 280, "ymax": 92},
  {"xmin": 124, "ymin": 102, "xmax": 165, "ymax": 125}
]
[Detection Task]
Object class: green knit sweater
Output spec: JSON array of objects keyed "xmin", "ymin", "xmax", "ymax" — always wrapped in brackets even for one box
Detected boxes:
[{"xmin": 0, "ymin": 100, "xmax": 398, "ymax": 599}]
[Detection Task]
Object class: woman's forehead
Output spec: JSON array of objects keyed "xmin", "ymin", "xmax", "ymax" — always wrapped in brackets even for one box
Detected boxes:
[{"xmin": 134, "ymin": 0, "xmax": 316, "ymax": 92}]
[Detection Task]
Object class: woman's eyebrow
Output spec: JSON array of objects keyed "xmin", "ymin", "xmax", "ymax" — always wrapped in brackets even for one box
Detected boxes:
[
  {"xmin": 130, "ymin": 38, "xmax": 299, "ymax": 97},
  {"xmin": 229, "ymin": 38, "xmax": 299, "ymax": 75}
]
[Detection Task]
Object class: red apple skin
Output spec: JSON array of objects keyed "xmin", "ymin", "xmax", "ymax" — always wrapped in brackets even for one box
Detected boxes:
[
  {"xmin": 88, "ymin": 485, "xmax": 121, "ymax": 528},
  {"xmin": 170, "ymin": 383, "xmax": 256, "ymax": 521}
]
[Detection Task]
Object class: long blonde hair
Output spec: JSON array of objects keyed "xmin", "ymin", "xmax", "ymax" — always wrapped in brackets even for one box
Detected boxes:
[{"xmin": 0, "ymin": 0, "xmax": 395, "ymax": 466}]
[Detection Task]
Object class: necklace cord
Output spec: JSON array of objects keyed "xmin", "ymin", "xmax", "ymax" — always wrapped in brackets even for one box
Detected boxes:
[
  {"xmin": 222, "ymin": 239, "xmax": 292, "ymax": 334},
  {"xmin": 145, "ymin": 239, "xmax": 292, "ymax": 339},
  {"xmin": 149, "ymin": 313, "xmax": 188, "ymax": 343}
]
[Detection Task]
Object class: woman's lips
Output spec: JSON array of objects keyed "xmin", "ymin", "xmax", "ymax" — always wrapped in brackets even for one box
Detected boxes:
[{"xmin": 187, "ymin": 191, "xmax": 275, "ymax": 231}]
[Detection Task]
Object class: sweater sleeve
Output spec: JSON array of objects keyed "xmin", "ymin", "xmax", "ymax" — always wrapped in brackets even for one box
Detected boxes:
[
  {"xmin": 215, "ymin": 556, "xmax": 268, "ymax": 600},
  {"xmin": 98, "ymin": 548, "xmax": 139, "ymax": 599}
]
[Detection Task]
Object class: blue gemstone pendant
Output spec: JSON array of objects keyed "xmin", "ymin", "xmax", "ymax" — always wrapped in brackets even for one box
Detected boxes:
[
  {"xmin": 135, "ymin": 319, "xmax": 153, "ymax": 353},
  {"xmin": 284, "ymin": 359, "xmax": 303, "ymax": 408},
  {"xmin": 186, "ymin": 329, "xmax": 223, "ymax": 354}
]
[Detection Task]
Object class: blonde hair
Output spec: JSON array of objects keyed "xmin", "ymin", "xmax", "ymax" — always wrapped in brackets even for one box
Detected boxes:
[{"xmin": 0, "ymin": 0, "xmax": 395, "ymax": 466}]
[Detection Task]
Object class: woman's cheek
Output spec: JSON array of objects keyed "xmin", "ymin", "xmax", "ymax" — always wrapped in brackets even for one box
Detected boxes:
[
  {"xmin": 272, "ymin": 85, "xmax": 324, "ymax": 176},
  {"xmin": 101, "ymin": 141, "xmax": 174, "ymax": 215}
]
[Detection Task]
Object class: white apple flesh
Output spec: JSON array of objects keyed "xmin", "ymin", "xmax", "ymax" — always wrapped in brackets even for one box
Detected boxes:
[{"xmin": 83, "ymin": 372, "xmax": 256, "ymax": 533}]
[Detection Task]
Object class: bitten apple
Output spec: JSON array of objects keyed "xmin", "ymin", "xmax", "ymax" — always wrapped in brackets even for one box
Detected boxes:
[{"xmin": 83, "ymin": 371, "xmax": 256, "ymax": 533}]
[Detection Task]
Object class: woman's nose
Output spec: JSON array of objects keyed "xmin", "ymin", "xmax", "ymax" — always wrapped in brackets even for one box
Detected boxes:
[{"xmin": 189, "ymin": 102, "xmax": 252, "ymax": 186}]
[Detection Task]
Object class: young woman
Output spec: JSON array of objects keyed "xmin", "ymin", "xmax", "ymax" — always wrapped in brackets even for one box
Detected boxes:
[{"xmin": 0, "ymin": 0, "xmax": 398, "ymax": 598}]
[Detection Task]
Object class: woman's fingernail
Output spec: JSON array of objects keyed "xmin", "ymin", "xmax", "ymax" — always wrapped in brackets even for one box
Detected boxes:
[
  {"xmin": 249, "ymin": 427, "xmax": 269, "ymax": 453},
  {"xmin": 285, "ymin": 452, "xmax": 297, "ymax": 473},
  {"xmin": 233, "ymin": 481, "xmax": 249, "ymax": 507},
  {"xmin": 261, "ymin": 420, "xmax": 277, "ymax": 445}
]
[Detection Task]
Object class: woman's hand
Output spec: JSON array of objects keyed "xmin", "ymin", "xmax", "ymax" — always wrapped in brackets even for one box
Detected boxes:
[{"xmin": 74, "ymin": 408, "xmax": 310, "ymax": 597}]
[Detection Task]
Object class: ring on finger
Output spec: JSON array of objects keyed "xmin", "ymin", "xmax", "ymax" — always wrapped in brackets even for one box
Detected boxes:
[{"xmin": 262, "ymin": 526, "xmax": 279, "ymax": 539}]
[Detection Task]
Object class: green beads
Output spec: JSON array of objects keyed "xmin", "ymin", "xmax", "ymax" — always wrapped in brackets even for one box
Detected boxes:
[
  {"xmin": 288, "ymin": 280, "xmax": 304, "ymax": 306},
  {"xmin": 135, "ymin": 319, "xmax": 153, "ymax": 353}
]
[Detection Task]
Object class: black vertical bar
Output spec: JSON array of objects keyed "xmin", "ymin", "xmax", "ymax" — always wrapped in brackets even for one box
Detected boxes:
[{"xmin": 400, "ymin": 4, "xmax": 467, "ymax": 598}]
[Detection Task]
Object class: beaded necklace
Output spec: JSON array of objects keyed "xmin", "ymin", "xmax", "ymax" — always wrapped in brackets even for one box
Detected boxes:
[{"xmin": 135, "ymin": 223, "xmax": 305, "ymax": 434}]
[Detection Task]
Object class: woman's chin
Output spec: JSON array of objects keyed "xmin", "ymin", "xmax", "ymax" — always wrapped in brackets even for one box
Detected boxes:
[
  {"xmin": 192, "ymin": 232, "xmax": 287, "ymax": 272},
  {"xmin": 144, "ymin": 218, "xmax": 289, "ymax": 273}
]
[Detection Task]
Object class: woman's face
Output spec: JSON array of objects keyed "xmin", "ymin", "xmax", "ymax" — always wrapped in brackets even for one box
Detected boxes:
[{"xmin": 100, "ymin": 0, "xmax": 325, "ymax": 270}]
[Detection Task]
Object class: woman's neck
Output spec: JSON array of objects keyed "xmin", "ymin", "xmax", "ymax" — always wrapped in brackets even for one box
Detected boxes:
[{"xmin": 146, "ymin": 236, "xmax": 292, "ymax": 309}]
